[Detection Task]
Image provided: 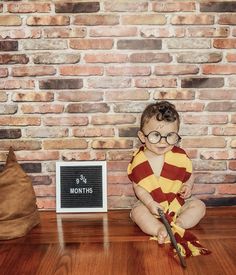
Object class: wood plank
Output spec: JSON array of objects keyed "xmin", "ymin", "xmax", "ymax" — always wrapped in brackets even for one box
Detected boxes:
[{"xmin": 0, "ymin": 207, "xmax": 235, "ymax": 275}]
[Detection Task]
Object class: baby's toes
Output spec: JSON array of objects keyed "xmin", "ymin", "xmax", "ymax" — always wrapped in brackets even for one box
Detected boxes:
[{"xmin": 157, "ymin": 227, "xmax": 168, "ymax": 244}]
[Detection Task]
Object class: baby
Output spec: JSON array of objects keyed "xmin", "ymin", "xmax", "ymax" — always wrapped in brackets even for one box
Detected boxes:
[{"xmin": 128, "ymin": 101, "xmax": 206, "ymax": 245}]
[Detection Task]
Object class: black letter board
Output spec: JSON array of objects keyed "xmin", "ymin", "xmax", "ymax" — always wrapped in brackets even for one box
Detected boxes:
[{"xmin": 56, "ymin": 161, "xmax": 107, "ymax": 213}]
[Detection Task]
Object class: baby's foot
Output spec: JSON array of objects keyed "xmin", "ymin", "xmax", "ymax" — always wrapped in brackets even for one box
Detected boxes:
[{"xmin": 157, "ymin": 225, "xmax": 168, "ymax": 244}]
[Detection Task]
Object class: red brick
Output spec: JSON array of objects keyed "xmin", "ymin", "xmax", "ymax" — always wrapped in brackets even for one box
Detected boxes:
[
  {"xmin": 108, "ymin": 184, "xmax": 134, "ymax": 196},
  {"xmin": 105, "ymin": 89, "xmax": 149, "ymax": 101},
  {"xmin": 73, "ymin": 127, "xmax": 114, "ymax": 137},
  {"xmin": 0, "ymin": 116, "xmax": 40, "ymax": 126},
  {"xmin": 229, "ymin": 161, "xmax": 236, "ymax": 170},
  {"xmin": 0, "ymin": 68, "xmax": 8, "ymax": 77},
  {"xmin": 194, "ymin": 173, "xmax": 236, "ymax": 184},
  {"xmin": 231, "ymin": 139, "xmax": 236, "ymax": 148},
  {"xmin": 107, "ymin": 151, "xmax": 133, "ymax": 161},
  {"xmin": 90, "ymin": 26, "xmax": 137, "ymax": 37},
  {"xmin": 57, "ymin": 91, "xmax": 103, "ymax": 102},
  {"xmin": 0, "ymin": 140, "xmax": 41, "ymax": 150},
  {"xmin": 25, "ymin": 127, "xmax": 68, "ymax": 138},
  {"xmin": 27, "ymin": 16, "xmax": 69, "ymax": 26},
  {"xmin": 0, "ymin": 29, "xmax": 41, "ymax": 39},
  {"xmin": 0, "ymin": 15, "xmax": 21, "ymax": 25},
  {"xmin": 206, "ymin": 101, "xmax": 236, "ymax": 112},
  {"xmin": 232, "ymin": 114, "xmax": 236, "ymax": 123},
  {"xmin": 200, "ymin": 150, "xmax": 229, "ymax": 160},
  {"xmin": 182, "ymin": 137, "xmax": 226, "ymax": 148},
  {"xmin": 21, "ymin": 104, "xmax": 64, "ymax": 114},
  {"xmin": 34, "ymin": 185, "xmax": 55, "ymax": 197},
  {"xmin": 43, "ymin": 27, "xmax": 86, "ymax": 38},
  {"xmin": 171, "ymin": 15, "xmax": 214, "ymax": 25},
  {"xmin": 217, "ymin": 184, "xmax": 236, "ymax": 195},
  {"xmin": 7, "ymin": 3, "xmax": 51, "ymax": 13},
  {"xmin": 183, "ymin": 114, "xmax": 228, "ymax": 124},
  {"xmin": 92, "ymin": 139, "xmax": 133, "ymax": 149},
  {"xmin": 12, "ymin": 66, "xmax": 56, "ymax": 77},
  {"xmin": 31, "ymin": 175, "xmax": 52, "ymax": 185},
  {"xmin": 70, "ymin": 39, "xmax": 113, "ymax": 50},
  {"xmin": 218, "ymin": 15, "xmax": 236, "ymax": 25},
  {"xmin": 175, "ymin": 102, "xmax": 204, "ymax": 112},
  {"xmin": 0, "ymin": 54, "xmax": 29, "ymax": 64},
  {"xmin": 43, "ymin": 139, "xmax": 88, "ymax": 150},
  {"xmin": 106, "ymin": 66, "xmax": 151, "ymax": 76},
  {"xmin": 0, "ymin": 92, "xmax": 7, "ymax": 102},
  {"xmin": 130, "ymin": 53, "xmax": 172, "ymax": 63},
  {"xmin": 122, "ymin": 14, "xmax": 166, "ymax": 25},
  {"xmin": 214, "ymin": 39, "xmax": 236, "ymax": 48},
  {"xmin": 61, "ymin": 151, "xmax": 106, "ymax": 161},
  {"xmin": 33, "ymin": 53, "xmax": 80, "ymax": 64},
  {"xmin": 88, "ymin": 77, "xmax": 131, "ymax": 89},
  {"xmin": 192, "ymin": 184, "xmax": 215, "ymax": 195},
  {"xmin": 135, "ymin": 77, "xmax": 177, "ymax": 88},
  {"xmin": 0, "ymin": 80, "xmax": 34, "ymax": 89},
  {"xmin": 187, "ymin": 27, "xmax": 229, "ymax": 37},
  {"xmin": 226, "ymin": 53, "xmax": 236, "ymax": 62},
  {"xmin": 152, "ymin": 2, "xmax": 195, "ymax": 12},
  {"xmin": 212, "ymin": 126, "xmax": 236, "ymax": 136},
  {"xmin": 198, "ymin": 89, "xmax": 236, "ymax": 100},
  {"xmin": 22, "ymin": 39, "xmax": 67, "ymax": 50},
  {"xmin": 55, "ymin": 2, "xmax": 100, "ymax": 13},
  {"xmin": 91, "ymin": 114, "xmax": 136, "ymax": 125},
  {"xmin": 108, "ymin": 195, "xmax": 137, "ymax": 209},
  {"xmin": 107, "ymin": 161, "xmax": 130, "ymax": 171},
  {"xmin": 154, "ymin": 89, "xmax": 194, "ymax": 100},
  {"xmin": 140, "ymin": 27, "xmax": 173, "ymax": 38},
  {"xmin": 66, "ymin": 103, "xmax": 109, "ymax": 113},
  {"xmin": 203, "ymin": 64, "xmax": 236, "ymax": 74},
  {"xmin": 105, "ymin": 2, "xmax": 148, "ymax": 12},
  {"xmin": 193, "ymin": 160, "xmax": 227, "ymax": 171},
  {"xmin": 60, "ymin": 65, "xmax": 103, "ymax": 76},
  {"xmin": 43, "ymin": 116, "xmax": 88, "ymax": 126},
  {"xmin": 74, "ymin": 15, "xmax": 118, "ymax": 25},
  {"xmin": 229, "ymin": 76, "xmax": 236, "ymax": 87},
  {"xmin": 12, "ymin": 91, "xmax": 54, "ymax": 102},
  {"xmin": 177, "ymin": 52, "xmax": 222, "ymax": 63},
  {"xmin": 154, "ymin": 65, "xmax": 199, "ymax": 75},
  {"xmin": 84, "ymin": 53, "xmax": 128, "ymax": 63},
  {"xmin": 36, "ymin": 198, "xmax": 55, "ymax": 210}
]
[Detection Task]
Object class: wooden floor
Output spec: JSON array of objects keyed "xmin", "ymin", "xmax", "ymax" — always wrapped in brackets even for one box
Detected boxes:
[{"xmin": 0, "ymin": 207, "xmax": 236, "ymax": 275}]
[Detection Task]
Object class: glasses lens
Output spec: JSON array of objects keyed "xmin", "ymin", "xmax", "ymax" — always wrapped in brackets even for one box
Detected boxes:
[
  {"xmin": 147, "ymin": 131, "xmax": 161, "ymax": 144},
  {"xmin": 166, "ymin": 132, "xmax": 180, "ymax": 145}
]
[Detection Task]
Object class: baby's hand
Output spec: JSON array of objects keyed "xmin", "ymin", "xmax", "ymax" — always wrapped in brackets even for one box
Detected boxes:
[
  {"xmin": 178, "ymin": 184, "xmax": 192, "ymax": 199},
  {"xmin": 147, "ymin": 201, "xmax": 164, "ymax": 216}
]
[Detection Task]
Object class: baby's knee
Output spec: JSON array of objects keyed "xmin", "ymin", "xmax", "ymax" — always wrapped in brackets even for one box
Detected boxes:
[
  {"xmin": 193, "ymin": 199, "xmax": 206, "ymax": 218},
  {"xmin": 130, "ymin": 205, "xmax": 144, "ymax": 221}
]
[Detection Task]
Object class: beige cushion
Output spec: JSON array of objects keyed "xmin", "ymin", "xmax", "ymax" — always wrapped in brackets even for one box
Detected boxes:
[{"xmin": 0, "ymin": 147, "xmax": 40, "ymax": 240}]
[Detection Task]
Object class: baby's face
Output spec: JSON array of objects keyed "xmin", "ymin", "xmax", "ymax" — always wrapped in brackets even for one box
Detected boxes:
[{"xmin": 138, "ymin": 116, "xmax": 179, "ymax": 155}]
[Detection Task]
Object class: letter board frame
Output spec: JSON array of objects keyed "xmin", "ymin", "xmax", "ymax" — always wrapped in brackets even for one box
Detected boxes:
[{"xmin": 56, "ymin": 161, "xmax": 107, "ymax": 213}]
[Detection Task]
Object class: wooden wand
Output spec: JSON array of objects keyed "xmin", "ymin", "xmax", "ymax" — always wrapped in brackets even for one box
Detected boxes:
[{"xmin": 157, "ymin": 208, "xmax": 187, "ymax": 268}]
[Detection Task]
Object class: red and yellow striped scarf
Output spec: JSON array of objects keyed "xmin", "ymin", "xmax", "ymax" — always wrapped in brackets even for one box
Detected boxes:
[{"xmin": 128, "ymin": 146, "xmax": 210, "ymax": 257}]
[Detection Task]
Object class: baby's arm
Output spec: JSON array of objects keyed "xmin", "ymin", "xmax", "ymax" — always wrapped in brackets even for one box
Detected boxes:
[
  {"xmin": 133, "ymin": 183, "xmax": 164, "ymax": 216},
  {"xmin": 178, "ymin": 175, "xmax": 194, "ymax": 199}
]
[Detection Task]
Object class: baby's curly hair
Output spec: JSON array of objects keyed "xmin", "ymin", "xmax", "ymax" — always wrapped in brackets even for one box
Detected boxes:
[{"xmin": 140, "ymin": 101, "xmax": 180, "ymax": 130}]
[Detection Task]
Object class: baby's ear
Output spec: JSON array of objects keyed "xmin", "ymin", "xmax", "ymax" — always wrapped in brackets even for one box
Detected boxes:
[{"xmin": 138, "ymin": 130, "xmax": 145, "ymax": 144}]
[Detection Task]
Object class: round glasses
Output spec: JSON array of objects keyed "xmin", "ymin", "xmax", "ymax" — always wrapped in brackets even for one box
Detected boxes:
[{"xmin": 143, "ymin": 131, "xmax": 181, "ymax": 145}]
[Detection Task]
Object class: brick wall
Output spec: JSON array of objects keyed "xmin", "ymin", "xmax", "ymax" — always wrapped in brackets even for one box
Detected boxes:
[{"xmin": 0, "ymin": 0, "xmax": 236, "ymax": 209}]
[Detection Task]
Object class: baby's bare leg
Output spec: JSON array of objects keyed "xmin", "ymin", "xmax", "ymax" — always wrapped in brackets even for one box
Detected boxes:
[
  {"xmin": 176, "ymin": 198, "xmax": 206, "ymax": 229},
  {"xmin": 130, "ymin": 203, "xmax": 167, "ymax": 244}
]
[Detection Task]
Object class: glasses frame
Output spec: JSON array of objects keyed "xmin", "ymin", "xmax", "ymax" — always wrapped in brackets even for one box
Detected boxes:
[{"xmin": 142, "ymin": 131, "xmax": 181, "ymax": 145}]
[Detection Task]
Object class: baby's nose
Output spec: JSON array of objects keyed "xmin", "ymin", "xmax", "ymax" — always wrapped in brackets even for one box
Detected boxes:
[{"xmin": 159, "ymin": 136, "xmax": 167, "ymax": 144}]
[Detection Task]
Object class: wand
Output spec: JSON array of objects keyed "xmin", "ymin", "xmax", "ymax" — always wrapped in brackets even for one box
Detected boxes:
[{"xmin": 157, "ymin": 208, "xmax": 187, "ymax": 268}]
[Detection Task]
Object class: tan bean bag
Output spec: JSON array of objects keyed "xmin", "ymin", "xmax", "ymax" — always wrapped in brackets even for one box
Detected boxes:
[{"xmin": 0, "ymin": 147, "xmax": 40, "ymax": 240}]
